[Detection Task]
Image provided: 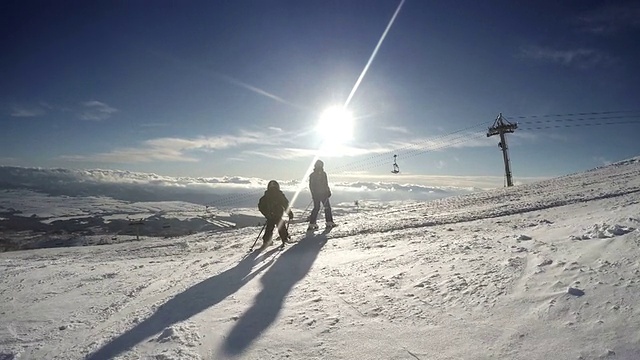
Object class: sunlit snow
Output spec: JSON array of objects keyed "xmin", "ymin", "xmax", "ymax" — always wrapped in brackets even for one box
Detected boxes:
[{"xmin": 1, "ymin": 157, "xmax": 640, "ymax": 359}]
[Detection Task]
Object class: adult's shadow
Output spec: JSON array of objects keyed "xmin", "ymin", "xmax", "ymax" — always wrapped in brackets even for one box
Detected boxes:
[
  {"xmin": 221, "ymin": 232, "xmax": 328, "ymax": 356},
  {"xmin": 86, "ymin": 247, "xmax": 279, "ymax": 360}
]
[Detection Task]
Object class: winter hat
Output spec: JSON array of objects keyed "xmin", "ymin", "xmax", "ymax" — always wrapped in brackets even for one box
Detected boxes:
[
  {"xmin": 267, "ymin": 180, "xmax": 280, "ymax": 190},
  {"xmin": 314, "ymin": 159, "xmax": 324, "ymax": 169}
]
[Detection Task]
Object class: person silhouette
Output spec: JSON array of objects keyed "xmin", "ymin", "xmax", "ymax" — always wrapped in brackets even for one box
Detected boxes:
[
  {"xmin": 258, "ymin": 180, "xmax": 293, "ymax": 247},
  {"xmin": 307, "ymin": 160, "xmax": 334, "ymax": 230}
]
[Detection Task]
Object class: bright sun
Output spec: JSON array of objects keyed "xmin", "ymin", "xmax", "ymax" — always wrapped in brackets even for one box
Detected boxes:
[{"xmin": 316, "ymin": 106, "xmax": 354, "ymax": 144}]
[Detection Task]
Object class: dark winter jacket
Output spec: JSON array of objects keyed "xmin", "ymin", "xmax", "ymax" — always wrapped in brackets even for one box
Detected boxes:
[
  {"xmin": 309, "ymin": 169, "xmax": 331, "ymax": 201},
  {"xmin": 258, "ymin": 188, "xmax": 291, "ymax": 221}
]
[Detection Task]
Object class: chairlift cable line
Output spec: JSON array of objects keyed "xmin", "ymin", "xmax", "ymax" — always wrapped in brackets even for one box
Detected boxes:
[
  {"xmin": 292, "ymin": 122, "xmax": 638, "ymax": 222},
  {"xmin": 206, "ymin": 111, "xmax": 638, "ymax": 208},
  {"xmin": 330, "ymin": 120, "xmax": 491, "ymax": 174},
  {"xmin": 519, "ymin": 119, "xmax": 640, "ymax": 131},
  {"xmin": 344, "ymin": 131, "xmax": 488, "ymax": 174},
  {"xmin": 206, "ymin": 112, "xmax": 640, "ymax": 233},
  {"xmin": 517, "ymin": 114, "xmax": 640, "ymax": 125},
  {"xmin": 206, "ymin": 126, "xmax": 489, "ymax": 208},
  {"xmin": 310, "ymin": 119, "xmax": 640, "ymax": 223},
  {"xmin": 208, "ymin": 113, "xmax": 639, "ymax": 209},
  {"xmin": 205, "ymin": 120, "xmax": 489, "ymax": 208},
  {"xmin": 508, "ymin": 110, "xmax": 640, "ymax": 119},
  {"xmin": 357, "ymin": 119, "xmax": 640, "ymax": 221}
]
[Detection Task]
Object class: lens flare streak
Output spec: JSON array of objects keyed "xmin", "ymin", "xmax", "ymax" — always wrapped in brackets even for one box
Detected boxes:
[
  {"xmin": 286, "ymin": 0, "xmax": 406, "ymax": 217},
  {"xmin": 344, "ymin": 0, "xmax": 406, "ymax": 108}
]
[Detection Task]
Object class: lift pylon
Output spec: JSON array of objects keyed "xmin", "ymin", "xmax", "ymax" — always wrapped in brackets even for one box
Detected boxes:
[{"xmin": 487, "ymin": 113, "xmax": 517, "ymax": 187}]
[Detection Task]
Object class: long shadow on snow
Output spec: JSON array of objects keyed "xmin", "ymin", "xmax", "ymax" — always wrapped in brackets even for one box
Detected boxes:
[
  {"xmin": 221, "ymin": 231, "xmax": 328, "ymax": 356},
  {"xmin": 85, "ymin": 247, "xmax": 280, "ymax": 360}
]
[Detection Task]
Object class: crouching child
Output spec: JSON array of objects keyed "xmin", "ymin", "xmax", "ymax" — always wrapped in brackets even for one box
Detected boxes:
[{"xmin": 258, "ymin": 180, "xmax": 294, "ymax": 247}]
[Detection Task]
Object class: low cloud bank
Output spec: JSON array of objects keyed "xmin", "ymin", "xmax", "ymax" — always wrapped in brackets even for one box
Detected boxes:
[{"xmin": 0, "ymin": 166, "xmax": 479, "ymax": 208}]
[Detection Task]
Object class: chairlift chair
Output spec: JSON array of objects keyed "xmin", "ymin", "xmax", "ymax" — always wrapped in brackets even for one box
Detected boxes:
[{"xmin": 391, "ymin": 154, "xmax": 400, "ymax": 174}]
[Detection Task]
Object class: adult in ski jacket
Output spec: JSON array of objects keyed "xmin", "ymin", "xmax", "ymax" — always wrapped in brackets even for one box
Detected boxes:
[
  {"xmin": 258, "ymin": 180, "xmax": 294, "ymax": 246},
  {"xmin": 308, "ymin": 160, "xmax": 334, "ymax": 230}
]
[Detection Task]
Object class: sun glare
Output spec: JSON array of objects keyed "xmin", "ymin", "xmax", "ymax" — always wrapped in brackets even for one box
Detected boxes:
[{"xmin": 316, "ymin": 106, "xmax": 354, "ymax": 144}]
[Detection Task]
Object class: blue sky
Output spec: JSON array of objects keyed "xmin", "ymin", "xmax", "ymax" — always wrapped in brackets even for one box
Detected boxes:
[{"xmin": 2, "ymin": 0, "xmax": 639, "ymax": 189}]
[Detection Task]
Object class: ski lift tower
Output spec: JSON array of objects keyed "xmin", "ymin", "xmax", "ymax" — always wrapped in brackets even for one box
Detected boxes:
[
  {"xmin": 128, "ymin": 218, "xmax": 144, "ymax": 240},
  {"xmin": 487, "ymin": 113, "xmax": 518, "ymax": 187}
]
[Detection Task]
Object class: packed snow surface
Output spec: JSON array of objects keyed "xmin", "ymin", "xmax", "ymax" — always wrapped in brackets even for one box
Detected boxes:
[{"xmin": 2, "ymin": 157, "xmax": 640, "ymax": 359}]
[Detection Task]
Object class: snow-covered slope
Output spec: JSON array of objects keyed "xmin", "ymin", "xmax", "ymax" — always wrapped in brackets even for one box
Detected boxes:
[{"xmin": 1, "ymin": 157, "xmax": 640, "ymax": 359}]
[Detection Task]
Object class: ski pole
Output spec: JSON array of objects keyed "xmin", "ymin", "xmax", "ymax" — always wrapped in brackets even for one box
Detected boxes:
[
  {"xmin": 304, "ymin": 200, "xmax": 313, "ymax": 213},
  {"xmin": 296, "ymin": 200, "xmax": 313, "ymax": 224},
  {"xmin": 250, "ymin": 223, "xmax": 267, "ymax": 251},
  {"xmin": 286, "ymin": 220, "xmax": 294, "ymax": 244}
]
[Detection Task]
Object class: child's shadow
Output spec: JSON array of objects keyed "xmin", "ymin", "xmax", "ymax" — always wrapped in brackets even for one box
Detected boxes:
[
  {"xmin": 86, "ymin": 247, "xmax": 279, "ymax": 360},
  {"xmin": 221, "ymin": 232, "xmax": 328, "ymax": 356}
]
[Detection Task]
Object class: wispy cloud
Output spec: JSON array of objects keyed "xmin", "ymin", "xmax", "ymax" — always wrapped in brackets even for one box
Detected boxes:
[
  {"xmin": 58, "ymin": 131, "xmax": 284, "ymax": 163},
  {"xmin": 59, "ymin": 145, "xmax": 199, "ymax": 163},
  {"xmin": 11, "ymin": 106, "xmax": 44, "ymax": 117},
  {"xmin": 243, "ymin": 142, "xmax": 393, "ymax": 160},
  {"xmin": 575, "ymin": 3, "xmax": 640, "ymax": 35},
  {"xmin": 9, "ymin": 101, "xmax": 120, "ymax": 121},
  {"xmin": 381, "ymin": 125, "xmax": 409, "ymax": 134},
  {"xmin": 143, "ymin": 135, "xmax": 262, "ymax": 152},
  {"xmin": 245, "ymin": 131, "xmax": 492, "ymax": 163},
  {"xmin": 243, "ymin": 130, "xmax": 492, "ymax": 163},
  {"xmin": 78, "ymin": 101, "xmax": 118, "ymax": 121},
  {"xmin": 393, "ymin": 131, "xmax": 492, "ymax": 153},
  {"xmin": 518, "ymin": 46, "xmax": 615, "ymax": 69},
  {"xmin": 242, "ymin": 148, "xmax": 309, "ymax": 160},
  {"xmin": 268, "ymin": 126, "xmax": 284, "ymax": 133}
]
